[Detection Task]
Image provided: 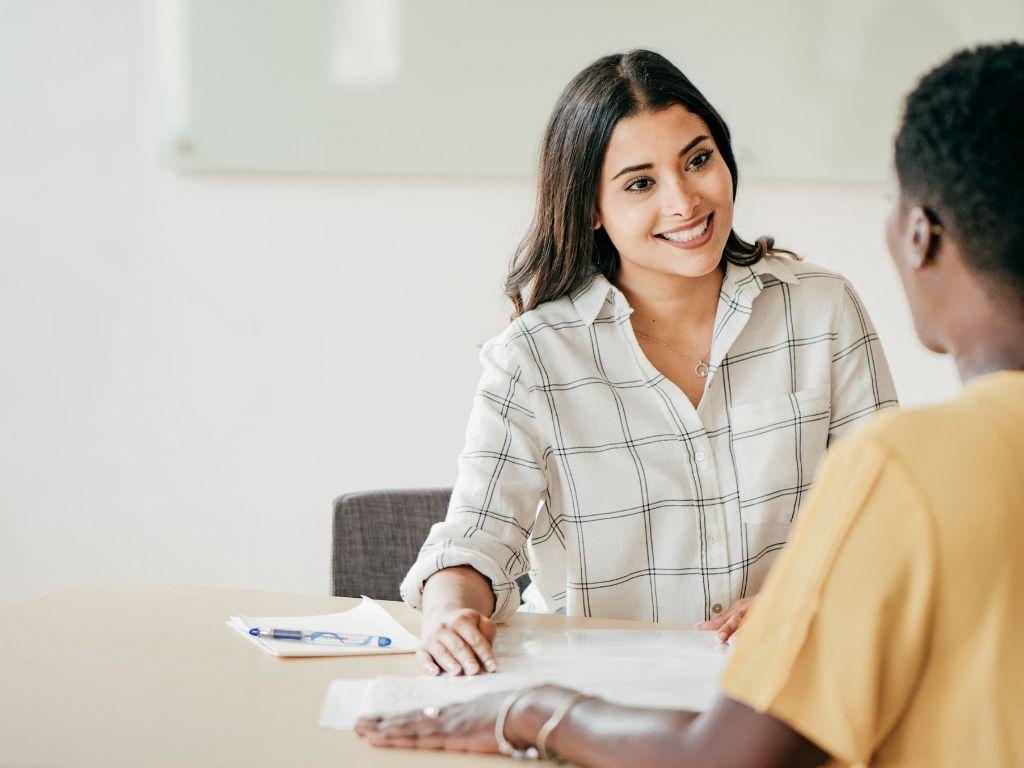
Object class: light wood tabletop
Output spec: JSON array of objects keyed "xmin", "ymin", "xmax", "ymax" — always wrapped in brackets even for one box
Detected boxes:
[{"xmin": 0, "ymin": 581, "xmax": 682, "ymax": 767}]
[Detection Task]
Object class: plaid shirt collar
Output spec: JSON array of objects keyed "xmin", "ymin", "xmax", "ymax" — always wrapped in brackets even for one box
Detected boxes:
[{"xmin": 572, "ymin": 256, "xmax": 800, "ymax": 326}]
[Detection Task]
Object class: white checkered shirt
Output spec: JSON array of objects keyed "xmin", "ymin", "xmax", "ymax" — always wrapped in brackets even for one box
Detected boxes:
[{"xmin": 401, "ymin": 255, "xmax": 898, "ymax": 624}]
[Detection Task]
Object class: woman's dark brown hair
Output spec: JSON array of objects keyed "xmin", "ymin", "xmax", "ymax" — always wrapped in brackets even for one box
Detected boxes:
[{"xmin": 506, "ymin": 49, "xmax": 790, "ymax": 316}]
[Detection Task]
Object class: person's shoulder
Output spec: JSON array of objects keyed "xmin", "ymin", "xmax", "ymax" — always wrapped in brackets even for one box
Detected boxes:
[
  {"xmin": 858, "ymin": 394, "xmax": 970, "ymax": 445},
  {"xmin": 876, "ymin": 369, "xmax": 1023, "ymax": 431},
  {"xmin": 517, "ymin": 293, "xmax": 585, "ymax": 330},
  {"xmin": 755, "ymin": 256, "xmax": 876, "ymax": 329},
  {"xmin": 745, "ymin": 255, "xmax": 854, "ymax": 310},
  {"xmin": 765, "ymin": 256, "xmax": 853, "ymax": 295},
  {"xmin": 841, "ymin": 378, "xmax": 1023, "ymax": 483},
  {"xmin": 825, "ymin": 376, "xmax": 1024, "ymax": 555},
  {"xmin": 481, "ymin": 293, "xmax": 585, "ymax": 360},
  {"xmin": 486, "ymin": 275, "xmax": 610, "ymax": 352}
]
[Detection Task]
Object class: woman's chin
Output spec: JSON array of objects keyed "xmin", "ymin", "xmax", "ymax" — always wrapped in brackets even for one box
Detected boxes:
[
  {"xmin": 635, "ymin": 253, "xmax": 723, "ymax": 281},
  {"xmin": 670, "ymin": 257, "xmax": 723, "ymax": 279},
  {"xmin": 615, "ymin": 239, "xmax": 731, "ymax": 285}
]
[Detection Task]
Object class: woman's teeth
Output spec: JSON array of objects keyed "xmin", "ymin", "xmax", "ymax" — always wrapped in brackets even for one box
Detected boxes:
[{"xmin": 659, "ymin": 215, "xmax": 710, "ymax": 242}]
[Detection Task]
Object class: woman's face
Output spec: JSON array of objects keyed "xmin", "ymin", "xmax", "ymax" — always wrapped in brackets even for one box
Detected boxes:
[{"xmin": 596, "ymin": 104, "xmax": 734, "ymax": 282}]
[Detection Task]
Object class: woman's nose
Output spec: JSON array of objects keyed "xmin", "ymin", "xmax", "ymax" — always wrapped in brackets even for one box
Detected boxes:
[{"xmin": 661, "ymin": 178, "xmax": 701, "ymax": 219}]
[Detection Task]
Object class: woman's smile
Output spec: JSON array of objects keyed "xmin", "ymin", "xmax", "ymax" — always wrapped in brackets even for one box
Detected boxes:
[{"xmin": 655, "ymin": 212, "xmax": 715, "ymax": 250}]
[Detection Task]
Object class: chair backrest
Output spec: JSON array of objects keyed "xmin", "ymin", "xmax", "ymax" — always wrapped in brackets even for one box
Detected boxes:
[{"xmin": 332, "ymin": 488, "xmax": 452, "ymax": 600}]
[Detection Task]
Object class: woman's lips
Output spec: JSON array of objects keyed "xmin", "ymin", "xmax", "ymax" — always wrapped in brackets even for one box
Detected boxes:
[{"xmin": 655, "ymin": 213, "xmax": 715, "ymax": 250}]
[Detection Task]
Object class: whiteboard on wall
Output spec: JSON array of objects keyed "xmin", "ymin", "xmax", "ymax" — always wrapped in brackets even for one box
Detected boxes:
[{"xmin": 158, "ymin": 0, "xmax": 1023, "ymax": 181}]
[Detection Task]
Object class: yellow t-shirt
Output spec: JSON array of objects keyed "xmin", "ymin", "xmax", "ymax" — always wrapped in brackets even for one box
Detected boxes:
[{"xmin": 721, "ymin": 371, "xmax": 1024, "ymax": 767}]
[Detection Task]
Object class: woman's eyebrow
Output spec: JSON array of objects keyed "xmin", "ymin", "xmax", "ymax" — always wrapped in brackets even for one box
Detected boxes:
[{"xmin": 610, "ymin": 134, "xmax": 711, "ymax": 180}]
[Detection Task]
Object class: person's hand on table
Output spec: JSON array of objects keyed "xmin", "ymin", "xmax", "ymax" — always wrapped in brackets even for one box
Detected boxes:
[
  {"xmin": 417, "ymin": 607, "xmax": 498, "ymax": 676},
  {"xmin": 696, "ymin": 595, "xmax": 756, "ymax": 644},
  {"xmin": 356, "ymin": 691, "xmax": 507, "ymax": 752}
]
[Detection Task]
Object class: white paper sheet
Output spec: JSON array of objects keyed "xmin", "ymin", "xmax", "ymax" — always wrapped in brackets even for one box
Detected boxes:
[
  {"xmin": 228, "ymin": 596, "xmax": 420, "ymax": 657},
  {"xmin": 493, "ymin": 626, "xmax": 729, "ymax": 659},
  {"xmin": 319, "ymin": 679, "xmax": 372, "ymax": 728},
  {"xmin": 320, "ymin": 627, "xmax": 729, "ymax": 728}
]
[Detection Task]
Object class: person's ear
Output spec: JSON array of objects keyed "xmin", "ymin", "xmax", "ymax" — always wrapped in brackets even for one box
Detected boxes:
[
  {"xmin": 906, "ymin": 206, "xmax": 937, "ymax": 269},
  {"xmin": 593, "ymin": 211, "xmax": 602, "ymax": 231}
]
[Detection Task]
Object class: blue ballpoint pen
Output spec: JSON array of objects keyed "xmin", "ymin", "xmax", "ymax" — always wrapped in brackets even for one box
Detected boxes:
[{"xmin": 248, "ymin": 627, "xmax": 392, "ymax": 647}]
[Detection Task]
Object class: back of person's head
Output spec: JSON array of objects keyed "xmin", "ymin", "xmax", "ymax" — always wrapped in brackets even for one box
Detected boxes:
[
  {"xmin": 506, "ymin": 50, "xmax": 781, "ymax": 316},
  {"xmin": 894, "ymin": 42, "xmax": 1024, "ymax": 305}
]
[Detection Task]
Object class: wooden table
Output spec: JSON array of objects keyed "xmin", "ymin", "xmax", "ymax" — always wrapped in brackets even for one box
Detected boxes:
[{"xmin": 0, "ymin": 581, "xmax": 681, "ymax": 767}]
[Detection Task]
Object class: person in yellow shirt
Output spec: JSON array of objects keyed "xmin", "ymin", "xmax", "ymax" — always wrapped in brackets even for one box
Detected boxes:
[{"xmin": 357, "ymin": 42, "xmax": 1024, "ymax": 767}]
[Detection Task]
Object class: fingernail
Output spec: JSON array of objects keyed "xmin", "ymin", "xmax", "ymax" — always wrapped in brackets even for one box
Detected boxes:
[
  {"xmin": 466, "ymin": 664, "xmax": 479, "ymax": 674},
  {"xmin": 485, "ymin": 661, "xmax": 497, "ymax": 672}
]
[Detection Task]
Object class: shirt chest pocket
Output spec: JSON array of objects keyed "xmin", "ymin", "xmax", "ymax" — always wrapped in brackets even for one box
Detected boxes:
[{"xmin": 729, "ymin": 385, "xmax": 831, "ymax": 525}]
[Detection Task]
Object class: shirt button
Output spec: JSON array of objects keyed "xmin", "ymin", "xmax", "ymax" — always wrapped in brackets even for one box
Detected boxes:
[
  {"xmin": 712, "ymin": 603, "xmax": 723, "ymax": 615},
  {"xmin": 707, "ymin": 530, "xmax": 719, "ymax": 544},
  {"xmin": 695, "ymin": 451, "xmax": 706, "ymax": 463}
]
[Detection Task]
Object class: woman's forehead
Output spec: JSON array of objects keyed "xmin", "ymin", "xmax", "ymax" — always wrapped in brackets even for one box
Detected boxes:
[{"xmin": 604, "ymin": 105, "xmax": 712, "ymax": 163}]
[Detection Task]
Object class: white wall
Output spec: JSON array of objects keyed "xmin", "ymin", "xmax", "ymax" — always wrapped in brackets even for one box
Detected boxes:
[{"xmin": 0, "ymin": 1, "xmax": 959, "ymax": 605}]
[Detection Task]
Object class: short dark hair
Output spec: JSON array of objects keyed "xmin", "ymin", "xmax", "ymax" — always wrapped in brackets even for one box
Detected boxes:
[
  {"xmin": 894, "ymin": 42, "xmax": 1024, "ymax": 299},
  {"xmin": 505, "ymin": 50, "xmax": 788, "ymax": 316}
]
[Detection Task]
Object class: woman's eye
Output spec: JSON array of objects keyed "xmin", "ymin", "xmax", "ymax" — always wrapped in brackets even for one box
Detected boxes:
[
  {"xmin": 687, "ymin": 149, "xmax": 714, "ymax": 171},
  {"xmin": 626, "ymin": 176, "xmax": 655, "ymax": 192}
]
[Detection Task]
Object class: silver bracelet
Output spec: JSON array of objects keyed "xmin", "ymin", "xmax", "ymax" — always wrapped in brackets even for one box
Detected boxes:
[
  {"xmin": 535, "ymin": 692, "xmax": 591, "ymax": 761},
  {"xmin": 494, "ymin": 686, "xmax": 540, "ymax": 760}
]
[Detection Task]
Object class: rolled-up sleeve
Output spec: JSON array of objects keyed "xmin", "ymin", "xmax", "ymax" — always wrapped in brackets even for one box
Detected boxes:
[
  {"xmin": 400, "ymin": 338, "xmax": 548, "ymax": 622},
  {"xmin": 827, "ymin": 280, "xmax": 899, "ymax": 443}
]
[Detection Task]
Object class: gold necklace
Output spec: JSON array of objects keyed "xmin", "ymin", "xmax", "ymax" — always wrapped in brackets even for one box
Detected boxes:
[{"xmin": 634, "ymin": 329, "xmax": 713, "ymax": 378}]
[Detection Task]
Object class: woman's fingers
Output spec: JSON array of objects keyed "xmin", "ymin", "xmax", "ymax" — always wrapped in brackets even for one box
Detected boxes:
[
  {"xmin": 716, "ymin": 607, "xmax": 748, "ymax": 643},
  {"xmin": 364, "ymin": 721, "xmax": 451, "ymax": 750},
  {"xmin": 419, "ymin": 609, "xmax": 499, "ymax": 675},
  {"xmin": 360, "ymin": 713, "xmax": 439, "ymax": 748},
  {"xmin": 415, "ymin": 648, "xmax": 442, "ymax": 676},
  {"xmin": 695, "ymin": 614, "xmax": 728, "ymax": 631},
  {"xmin": 358, "ymin": 693, "xmax": 507, "ymax": 753},
  {"xmin": 437, "ymin": 628, "xmax": 481, "ymax": 675},
  {"xmin": 354, "ymin": 716, "xmax": 382, "ymax": 736},
  {"xmin": 440, "ymin": 615, "xmax": 497, "ymax": 675},
  {"xmin": 424, "ymin": 636, "xmax": 463, "ymax": 675},
  {"xmin": 697, "ymin": 596, "xmax": 755, "ymax": 633},
  {"xmin": 460, "ymin": 615, "xmax": 498, "ymax": 672}
]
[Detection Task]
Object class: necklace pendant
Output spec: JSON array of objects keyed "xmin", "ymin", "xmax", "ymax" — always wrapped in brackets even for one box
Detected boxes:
[{"xmin": 694, "ymin": 361, "xmax": 710, "ymax": 378}]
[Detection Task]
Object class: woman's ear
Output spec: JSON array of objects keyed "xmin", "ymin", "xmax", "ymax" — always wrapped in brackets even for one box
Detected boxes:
[
  {"xmin": 593, "ymin": 212, "xmax": 602, "ymax": 231},
  {"xmin": 906, "ymin": 206, "xmax": 936, "ymax": 269}
]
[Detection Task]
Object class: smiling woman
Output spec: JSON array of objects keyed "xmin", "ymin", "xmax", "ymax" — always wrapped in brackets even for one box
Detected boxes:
[
  {"xmin": 399, "ymin": 50, "xmax": 898, "ymax": 679},
  {"xmin": 506, "ymin": 52, "xmax": 785, "ymax": 315},
  {"xmin": 359, "ymin": 42, "xmax": 1024, "ymax": 768}
]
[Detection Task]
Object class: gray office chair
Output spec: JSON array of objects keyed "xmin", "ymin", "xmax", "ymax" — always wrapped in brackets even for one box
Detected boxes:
[
  {"xmin": 331, "ymin": 487, "xmax": 530, "ymax": 602},
  {"xmin": 332, "ymin": 488, "xmax": 451, "ymax": 600}
]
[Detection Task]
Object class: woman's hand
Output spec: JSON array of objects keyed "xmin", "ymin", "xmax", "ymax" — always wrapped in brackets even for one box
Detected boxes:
[
  {"xmin": 356, "ymin": 692, "xmax": 507, "ymax": 752},
  {"xmin": 418, "ymin": 607, "xmax": 498, "ymax": 676},
  {"xmin": 696, "ymin": 596, "xmax": 756, "ymax": 643}
]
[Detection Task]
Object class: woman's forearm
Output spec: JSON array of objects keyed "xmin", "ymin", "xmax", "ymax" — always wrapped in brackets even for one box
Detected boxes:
[
  {"xmin": 505, "ymin": 687, "xmax": 824, "ymax": 768},
  {"xmin": 421, "ymin": 565, "xmax": 496, "ymax": 617},
  {"xmin": 508, "ymin": 685, "xmax": 697, "ymax": 768}
]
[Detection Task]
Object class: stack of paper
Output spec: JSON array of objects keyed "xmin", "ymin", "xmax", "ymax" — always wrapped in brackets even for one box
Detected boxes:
[
  {"xmin": 228, "ymin": 596, "xmax": 420, "ymax": 657},
  {"xmin": 320, "ymin": 626, "xmax": 729, "ymax": 728}
]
